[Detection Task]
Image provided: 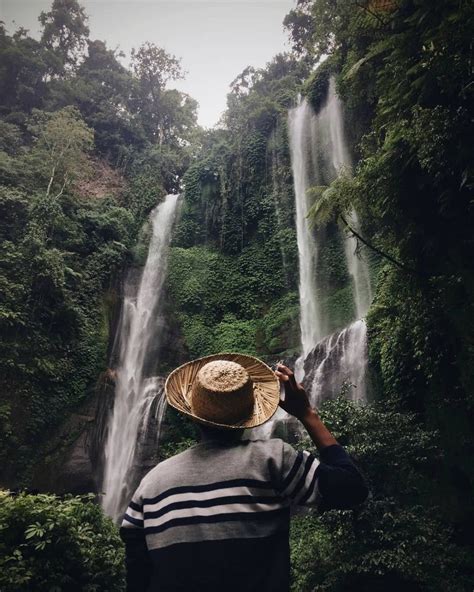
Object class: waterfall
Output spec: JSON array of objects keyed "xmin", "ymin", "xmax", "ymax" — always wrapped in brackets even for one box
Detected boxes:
[
  {"xmin": 101, "ymin": 194, "xmax": 179, "ymax": 521},
  {"xmin": 343, "ymin": 210, "xmax": 372, "ymax": 318},
  {"xmin": 323, "ymin": 77, "xmax": 372, "ymax": 318},
  {"xmin": 288, "ymin": 77, "xmax": 372, "ymax": 402},
  {"xmin": 303, "ymin": 319, "xmax": 368, "ymax": 406},
  {"xmin": 288, "ymin": 99, "xmax": 325, "ymax": 358}
]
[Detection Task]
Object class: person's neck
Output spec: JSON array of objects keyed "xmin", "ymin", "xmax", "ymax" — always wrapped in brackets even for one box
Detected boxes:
[{"xmin": 198, "ymin": 425, "xmax": 244, "ymax": 444}]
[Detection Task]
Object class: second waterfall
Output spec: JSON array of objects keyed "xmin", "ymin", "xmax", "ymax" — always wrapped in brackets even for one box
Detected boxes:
[
  {"xmin": 101, "ymin": 194, "xmax": 180, "ymax": 522},
  {"xmin": 288, "ymin": 78, "xmax": 372, "ymax": 404}
]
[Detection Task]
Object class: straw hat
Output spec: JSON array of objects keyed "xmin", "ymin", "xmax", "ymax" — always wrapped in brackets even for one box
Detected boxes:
[{"xmin": 165, "ymin": 353, "xmax": 280, "ymax": 429}]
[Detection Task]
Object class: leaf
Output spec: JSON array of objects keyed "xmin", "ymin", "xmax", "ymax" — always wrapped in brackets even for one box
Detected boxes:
[
  {"xmin": 25, "ymin": 530, "xmax": 36, "ymax": 540},
  {"xmin": 344, "ymin": 38, "xmax": 393, "ymax": 80},
  {"xmin": 306, "ymin": 184, "xmax": 339, "ymax": 226}
]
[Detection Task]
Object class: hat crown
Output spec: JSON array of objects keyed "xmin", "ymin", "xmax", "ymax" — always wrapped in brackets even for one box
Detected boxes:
[
  {"xmin": 197, "ymin": 360, "xmax": 249, "ymax": 392},
  {"xmin": 191, "ymin": 360, "xmax": 254, "ymax": 424}
]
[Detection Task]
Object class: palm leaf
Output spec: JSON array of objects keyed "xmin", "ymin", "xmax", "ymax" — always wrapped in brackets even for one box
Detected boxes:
[{"xmin": 306, "ymin": 185, "xmax": 339, "ymax": 227}]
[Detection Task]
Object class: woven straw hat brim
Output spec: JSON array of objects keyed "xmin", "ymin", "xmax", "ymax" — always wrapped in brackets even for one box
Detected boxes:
[{"xmin": 165, "ymin": 352, "xmax": 280, "ymax": 429}]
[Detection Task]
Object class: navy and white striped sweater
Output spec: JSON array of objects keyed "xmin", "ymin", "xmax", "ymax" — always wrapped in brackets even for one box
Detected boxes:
[{"xmin": 120, "ymin": 438, "xmax": 368, "ymax": 592}]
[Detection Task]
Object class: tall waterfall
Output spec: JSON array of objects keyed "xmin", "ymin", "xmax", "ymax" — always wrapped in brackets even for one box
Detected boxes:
[
  {"xmin": 288, "ymin": 77, "xmax": 372, "ymax": 403},
  {"xmin": 324, "ymin": 77, "xmax": 372, "ymax": 318},
  {"xmin": 344, "ymin": 210, "xmax": 372, "ymax": 318},
  {"xmin": 288, "ymin": 99, "xmax": 325, "ymax": 358},
  {"xmin": 102, "ymin": 194, "xmax": 179, "ymax": 521}
]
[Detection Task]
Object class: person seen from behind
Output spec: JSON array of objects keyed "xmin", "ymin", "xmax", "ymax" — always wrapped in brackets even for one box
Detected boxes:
[{"xmin": 120, "ymin": 353, "xmax": 369, "ymax": 591}]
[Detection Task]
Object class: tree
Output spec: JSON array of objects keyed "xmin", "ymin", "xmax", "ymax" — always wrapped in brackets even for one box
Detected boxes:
[
  {"xmin": 0, "ymin": 2, "xmax": 201, "ymax": 485},
  {"xmin": 39, "ymin": 0, "xmax": 89, "ymax": 75},
  {"xmin": 289, "ymin": 397, "xmax": 470, "ymax": 592},
  {"xmin": 74, "ymin": 39, "xmax": 145, "ymax": 163},
  {"xmin": 131, "ymin": 42, "xmax": 183, "ymax": 95},
  {"xmin": 26, "ymin": 106, "xmax": 94, "ymax": 199},
  {"xmin": 229, "ymin": 66, "xmax": 260, "ymax": 97},
  {"xmin": 0, "ymin": 24, "xmax": 49, "ymax": 117},
  {"xmin": 0, "ymin": 492, "xmax": 125, "ymax": 591},
  {"xmin": 283, "ymin": 0, "xmax": 316, "ymax": 56},
  {"xmin": 131, "ymin": 42, "xmax": 185, "ymax": 144},
  {"xmin": 285, "ymin": 0, "xmax": 474, "ymax": 559}
]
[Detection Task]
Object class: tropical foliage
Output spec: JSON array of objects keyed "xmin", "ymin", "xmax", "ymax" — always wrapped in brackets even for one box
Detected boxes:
[
  {"xmin": 0, "ymin": 491, "xmax": 124, "ymax": 592},
  {"xmin": 0, "ymin": 0, "xmax": 473, "ymax": 589},
  {"xmin": 290, "ymin": 396, "xmax": 472, "ymax": 591},
  {"xmin": 0, "ymin": 0, "xmax": 198, "ymax": 482}
]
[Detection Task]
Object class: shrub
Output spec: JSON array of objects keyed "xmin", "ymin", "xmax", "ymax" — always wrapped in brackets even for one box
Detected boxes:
[
  {"xmin": 0, "ymin": 491, "xmax": 125, "ymax": 592},
  {"xmin": 289, "ymin": 397, "xmax": 471, "ymax": 591}
]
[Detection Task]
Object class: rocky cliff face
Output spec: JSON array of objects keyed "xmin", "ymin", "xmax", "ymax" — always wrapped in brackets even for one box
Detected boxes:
[
  {"xmin": 302, "ymin": 320, "xmax": 370, "ymax": 405},
  {"xmin": 29, "ymin": 372, "xmax": 113, "ymax": 495},
  {"xmin": 26, "ymin": 259, "xmax": 189, "ymax": 497},
  {"xmin": 29, "ymin": 373, "xmax": 169, "ymax": 498}
]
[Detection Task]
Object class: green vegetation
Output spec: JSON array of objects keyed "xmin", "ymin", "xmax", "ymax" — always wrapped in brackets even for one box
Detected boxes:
[
  {"xmin": 0, "ymin": 0, "xmax": 198, "ymax": 483},
  {"xmin": 0, "ymin": 491, "xmax": 124, "ymax": 592},
  {"xmin": 287, "ymin": 0, "xmax": 474, "ymax": 508},
  {"xmin": 166, "ymin": 55, "xmax": 308, "ymax": 360},
  {"xmin": 0, "ymin": 0, "xmax": 473, "ymax": 589},
  {"xmin": 282, "ymin": 0, "xmax": 474, "ymax": 587},
  {"xmin": 290, "ymin": 396, "xmax": 472, "ymax": 591},
  {"xmin": 167, "ymin": 241, "xmax": 300, "ymax": 358}
]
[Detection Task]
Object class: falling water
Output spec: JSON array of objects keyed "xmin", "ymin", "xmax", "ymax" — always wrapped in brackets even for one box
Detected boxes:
[
  {"xmin": 343, "ymin": 210, "xmax": 373, "ymax": 318},
  {"xmin": 323, "ymin": 77, "xmax": 372, "ymax": 317},
  {"xmin": 303, "ymin": 319, "xmax": 368, "ymax": 406},
  {"xmin": 288, "ymin": 99, "xmax": 325, "ymax": 358},
  {"xmin": 288, "ymin": 77, "xmax": 372, "ymax": 402},
  {"xmin": 102, "ymin": 194, "xmax": 179, "ymax": 521}
]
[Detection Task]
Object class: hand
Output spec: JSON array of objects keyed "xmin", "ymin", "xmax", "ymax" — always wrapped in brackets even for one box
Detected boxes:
[{"xmin": 274, "ymin": 364, "xmax": 314, "ymax": 422}]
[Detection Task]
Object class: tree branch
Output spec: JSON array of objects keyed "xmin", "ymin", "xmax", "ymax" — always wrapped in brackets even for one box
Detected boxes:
[
  {"xmin": 340, "ymin": 214, "xmax": 419, "ymax": 275},
  {"xmin": 53, "ymin": 175, "xmax": 68, "ymax": 201},
  {"xmin": 46, "ymin": 166, "xmax": 56, "ymax": 198},
  {"xmin": 354, "ymin": 1, "xmax": 390, "ymax": 27}
]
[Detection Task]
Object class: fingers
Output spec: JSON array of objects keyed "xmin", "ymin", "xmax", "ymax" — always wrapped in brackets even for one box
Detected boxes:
[
  {"xmin": 275, "ymin": 363, "xmax": 293, "ymax": 377},
  {"xmin": 276, "ymin": 364, "xmax": 299, "ymax": 391},
  {"xmin": 274, "ymin": 370, "xmax": 289, "ymax": 382},
  {"xmin": 275, "ymin": 364, "xmax": 297, "ymax": 390},
  {"xmin": 275, "ymin": 369, "xmax": 303, "ymax": 392}
]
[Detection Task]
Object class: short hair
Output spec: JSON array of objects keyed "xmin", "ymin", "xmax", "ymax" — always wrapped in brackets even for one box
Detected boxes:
[{"xmin": 197, "ymin": 423, "xmax": 245, "ymax": 443}]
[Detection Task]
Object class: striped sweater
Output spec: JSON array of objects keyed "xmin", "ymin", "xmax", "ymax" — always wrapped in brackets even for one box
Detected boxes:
[{"xmin": 120, "ymin": 438, "xmax": 368, "ymax": 592}]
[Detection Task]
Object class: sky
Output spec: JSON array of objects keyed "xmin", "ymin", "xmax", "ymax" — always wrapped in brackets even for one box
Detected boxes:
[{"xmin": 1, "ymin": 0, "xmax": 295, "ymax": 128}]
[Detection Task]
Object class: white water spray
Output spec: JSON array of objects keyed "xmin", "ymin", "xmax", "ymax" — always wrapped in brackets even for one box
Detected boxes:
[
  {"xmin": 323, "ymin": 78, "xmax": 372, "ymax": 317},
  {"xmin": 289, "ymin": 78, "xmax": 372, "ymax": 401},
  {"xmin": 305, "ymin": 319, "xmax": 368, "ymax": 406},
  {"xmin": 288, "ymin": 99, "xmax": 325, "ymax": 358},
  {"xmin": 102, "ymin": 194, "xmax": 179, "ymax": 521}
]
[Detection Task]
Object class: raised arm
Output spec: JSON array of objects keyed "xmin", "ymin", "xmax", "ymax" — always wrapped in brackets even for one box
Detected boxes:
[{"xmin": 275, "ymin": 363, "xmax": 369, "ymax": 510}]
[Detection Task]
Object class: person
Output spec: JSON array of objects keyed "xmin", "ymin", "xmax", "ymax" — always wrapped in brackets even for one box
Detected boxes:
[{"xmin": 120, "ymin": 353, "xmax": 369, "ymax": 592}]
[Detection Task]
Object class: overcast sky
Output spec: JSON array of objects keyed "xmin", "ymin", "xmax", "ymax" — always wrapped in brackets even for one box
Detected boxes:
[{"xmin": 1, "ymin": 0, "xmax": 295, "ymax": 127}]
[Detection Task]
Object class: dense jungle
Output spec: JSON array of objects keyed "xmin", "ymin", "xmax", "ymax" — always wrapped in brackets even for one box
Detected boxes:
[{"xmin": 0, "ymin": 0, "xmax": 473, "ymax": 590}]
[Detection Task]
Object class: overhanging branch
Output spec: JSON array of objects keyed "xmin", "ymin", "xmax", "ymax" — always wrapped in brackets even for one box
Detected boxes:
[{"xmin": 340, "ymin": 214, "xmax": 419, "ymax": 275}]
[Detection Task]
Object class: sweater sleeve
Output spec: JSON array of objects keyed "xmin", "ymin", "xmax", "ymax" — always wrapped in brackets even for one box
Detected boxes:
[
  {"xmin": 277, "ymin": 441, "xmax": 368, "ymax": 510},
  {"xmin": 119, "ymin": 488, "xmax": 153, "ymax": 592},
  {"xmin": 316, "ymin": 444, "xmax": 369, "ymax": 510}
]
